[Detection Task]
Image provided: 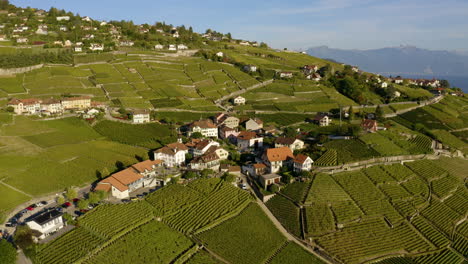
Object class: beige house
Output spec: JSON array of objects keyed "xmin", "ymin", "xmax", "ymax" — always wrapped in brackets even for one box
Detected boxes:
[
  {"xmin": 154, "ymin": 142, "xmax": 189, "ymax": 167},
  {"xmin": 61, "ymin": 96, "xmax": 91, "ymax": 110},
  {"xmin": 7, "ymin": 98, "xmax": 41, "ymax": 115},
  {"xmin": 189, "ymin": 119, "xmax": 218, "ymax": 138},
  {"xmin": 245, "ymin": 118, "xmax": 263, "ymax": 131},
  {"xmin": 293, "ymin": 154, "xmax": 313, "ymax": 172},
  {"xmin": 313, "ymin": 114, "xmax": 331, "ymax": 127},
  {"xmin": 214, "ymin": 113, "xmax": 239, "ymax": 129},
  {"xmin": 237, "ymin": 131, "xmax": 263, "ymax": 151},
  {"xmin": 41, "ymin": 98, "xmax": 63, "ymax": 115},
  {"xmin": 132, "ymin": 109, "xmax": 150, "ymax": 123},
  {"xmin": 274, "ymin": 137, "xmax": 304, "ymax": 151},
  {"xmin": 259, "ymin": 174, "xmax": 282, "ymax": 189}
]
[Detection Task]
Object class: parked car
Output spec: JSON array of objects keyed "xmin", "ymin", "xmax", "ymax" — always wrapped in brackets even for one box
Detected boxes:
[
  {"xmin": 30, "ymin": 204, "xmax": 38, "ymax": 208},
  {"xmin": 136, "ymin": 194, "xmax": 144, "ymax": 199},
  {"xmin": 26, "ymin": 206, "xmax": 34, "ymax": 211},
  {"xmin": 241, "ymin": 183, "xmax": 248, "ymax": 190},
  {"xmin": 121, "ymin": 199, "xmax": 130, "ymax": 203},
  {"xmin": 56, "ymin": 207, "xmax": 63, "ymax": 212},
  {"xmin": 5, "ymin": 221, "xmax": 16, "ymax": 228},
  {"xmin": 142, "ymin": 192, "xmax": 148, "ymax": 196},
  {"xmin": 35, "ymin": 202, "xmax": 44, "ymax": 207},
  {"xmin": 62, "ymin": 202, "xmax": 72, "ymax": 208},
  {"xmin": 39, "ymin": 201, "xmax": 48, "ymax": 206},
  {"xmin": 20, "ymin": 209, "xmax": 28, "ymax": 214},
  {"xmin": 130, "ymin": 197, "xmax": 138, "ymax": 201},
  {"xmin": 72, "ymin": 198, "xmax": 80, "ymax": 203}
]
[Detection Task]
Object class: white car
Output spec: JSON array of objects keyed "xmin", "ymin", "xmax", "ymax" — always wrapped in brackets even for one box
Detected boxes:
[{"xmin": 241, "ymin": 183, "xmax": 248, "ymax": 190}]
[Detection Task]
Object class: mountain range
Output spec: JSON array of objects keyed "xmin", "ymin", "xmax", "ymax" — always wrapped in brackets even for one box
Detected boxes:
[{"xmin": 306, "ymin": 45, "xmax": 468, "ymax": 79}]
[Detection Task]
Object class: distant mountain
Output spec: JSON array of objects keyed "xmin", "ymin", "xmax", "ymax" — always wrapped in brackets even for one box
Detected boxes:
[{"xmin": 306, "ymin": 45, "xmax": 468, "ymax": 77}]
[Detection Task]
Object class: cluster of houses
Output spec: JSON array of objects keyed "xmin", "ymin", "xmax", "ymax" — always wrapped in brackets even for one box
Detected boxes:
[
  {"xmin": 94, "ymin": 112, "xmax": 321, "ymax": 198},
  {"xmin": 7, "ymin": 97, "xmax": 93, "ymax": 115},
  {"xmin": 302, "ymin": 65, "xmax": 322, "ymax": 81},
  {"xmin": 154, "ymin": 44, "xmax": 188, "ymax": 51}
]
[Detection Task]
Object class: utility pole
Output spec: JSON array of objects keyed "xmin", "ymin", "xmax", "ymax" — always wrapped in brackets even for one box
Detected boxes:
[{"xmin": 339, "ymin": 104, "xmax": 342, "ymax": 128}]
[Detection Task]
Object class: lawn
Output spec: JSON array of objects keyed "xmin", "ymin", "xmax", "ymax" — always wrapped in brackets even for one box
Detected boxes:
[
  {"xmin": 197, "ymin": 203, "xmax": 287, "ymax": 264},
  {"xmin": 0, "ymin": 184, "xmax": 30, "ymax": 213}
]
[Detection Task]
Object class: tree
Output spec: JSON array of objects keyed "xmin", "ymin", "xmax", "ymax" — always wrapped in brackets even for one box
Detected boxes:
[
  {"xmin": 200, "ymin": 169, "xmax": 214, "ymax": 178},
  {"xmin": 183, "ymin": 171, "xmax": 197, "ymax": 179},
  {"xmin": 221, "ymin": 173, "xmax": 236, "ymax": 183},
  {"xmin": 14, "ymin": 226, "xmax": 33, "ymax": 250},
  {"xmin": 348, "ymin": 106, "xmax": 354, "ymax": 120},
  {"xmin": 375, "ymin": 105, "xmax": 384, "ymax": 121},
  {"xmin": 0, "ymin": 0, "xmax": 9, "ymax": 10},
  {"xmin": 96, "ymin": 190, "xmax": 108, "ymax": 200},
  {"xmin": 65, "ymin": 187, "xmax": 78, "ymax": 200},
  {"xmin": 62, "ymin": 213, "xmax": 76, "ymax": 225},
  {"xmin": 87, "ymin": 192, "xmax": 101, "ymax": 204},
  {"xmin": 77, "ymin": 199, "xmax": 89, "ymax": 210},
  {"xmin": 440, "ymin": 80, "xmax": 450, "ymax": 88},
  {"xmin": 0, "ymin": 240, "xmax": 16, "ymax": 264},
  {"xmin": 6, "ymin": 106, "xmax": 13, "ymax": 113},
  {"xmin": 268, "ymin": 184, "xmax": 279, "ymax": 193},
  {"xmin": 57, "ymin": 195, "xmax": 65, "ymax": 205},
  {"xmin": 191, "ymin": 132, "xmax": 203, "ymax": 139}
]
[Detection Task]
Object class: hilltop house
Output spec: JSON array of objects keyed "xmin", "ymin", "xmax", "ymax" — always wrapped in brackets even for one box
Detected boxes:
[
  {"xmin": 61, "ymin": 96, "xmax": 91, "ymax": 110},
  {"xmin": 361, "ymin": 119, "xmax": 378, "ymax": 133},
  {"xmin": 213, "ymin": 113, "xmax": 239, "ymax": 128},
  {"xmin": 132, "ymin": 109, "xmax": 150, "ymax": 123},
  {"xmin": 154, "ymin": 44, "xmax": 164, "ymax": 50},
  {"xmin": 233, "ymin": 96, "xmax": 246, "ymax": 105},
  {"xmin": 26, "ymin": 209, "xmax": 64, "ymax": 240},
  {"xmin": 189, "ymin": 151, "xmax": 220, "ymax": 170},
  {"xmin": 279, "ymin": 72, "xmax": 293, "ymax": 78},
  {"xmin": 154, "ymin": 142, "xmax": 188, "ymax": 167},
  {"xmin": 94, "ymin": 160, "xmax": 163, "ymax": 199},
  {"xmin": 262, "ymin": 147, "xmax": 294, "ymax": 173},
  {"xmin": 177, "ymin": 44, "xmax": 188, "ymax": 50},
  {"xmin": 274, "ymin": 137, "xmax": 304, "ymax": 151},
  {"xmin": 393, "ymin": 76, "xmax": 404, "ymax": 84},
  {"xmin": 189, "ymin": 139, "xmax": 220, "ymax": 156},
  {"xmin": 120, "ymin": 40, "xmax": 134, "ymax": 47},
  {"xmin": 307, "ymin": 73, "xmax": 321, "ymax": 81},
  {"xmin": 0, "ymin": 35, "xmax": 7, "ymax": 41},
  {"xmin": 56, "ymin": 16, "xmax": 70, "ymax": 21},
  {"xmin": 303, "ymin": 65, "xmax": 318, "ymax": 74},
  {"xmin": 236, "ymin": 131, "xmax": 263, "ymax": 151},
  {"xmin": 7, "ymin": 98, "xmax": 41, "ymax": 115},
  {"xmin": 168, "ymin": 44, "xmax": 177, "ymax": 51},
  {"xmin": 216, "ymin": 52, "xmax": 224, "ymax": 57},
  {"xmin": 244, "ymin": 118, "xmax": 263, "ymax": 131},
  {"xmin": 313, "ymin": 113, "xmax": 331, "ymax": 127},
  {"xmin": 89, "ymin": 43, "xmax": 104, "ymax": 51},
  {"xmin": 188, "ymin": 120, "xmax": 218, "ymax": 138},
  {"xmin": 16, "ymin": 37, "xmax": 28, "ymax": 43},
  {"xmin": 293, "ymin": 154, "xmax": 313, "ymax": 172},
  {"xmin": 243, "ymin": 65, "xmax": 257, "ymax": 72},
  {"xmin": 242, "ymin": 163, "xmax": 267, "ymax": 177},
  {"xmin": 381, "ymin": 82, "xmax": 388, "ymax": 88}
]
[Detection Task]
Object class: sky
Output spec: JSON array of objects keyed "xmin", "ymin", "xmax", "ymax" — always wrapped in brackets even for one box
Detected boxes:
[{"xmin": 10, "ymin": 0, "xmax": 468, "ymax": 51}]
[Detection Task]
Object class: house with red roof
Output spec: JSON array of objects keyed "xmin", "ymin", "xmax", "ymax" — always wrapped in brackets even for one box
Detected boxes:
[
  {"xmin": 237, "ymin": 131, "xmax": 263, "ymax": 151},
  {"xmin": 262, "ymin": 147, "xmax": 295, "ymax": 173},
  {"xmin": 188, "ymin": 119, "xmax": 218, "ymax": 138},
  {"xmin": 361, "ymin": 119, "xmax": 378, "ymax": 133},
  {"xmin": 293, "ymin": 154, "xmax": 313, "ymax": 172},
  {"xmin": 154, "ymin": 142, "xmax": 189, "ymax": 167}
]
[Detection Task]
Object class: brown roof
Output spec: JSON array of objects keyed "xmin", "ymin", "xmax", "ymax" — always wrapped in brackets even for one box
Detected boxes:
[
  {"xmin": 194, "ymin": 140, "xmax": 212, "ymax": 150},
  {"xmin": 8, "ymin": 98, "xmax": 41, "ymax": 105},
  {"xmin": 191, "ymin": 152, "xmax": 219, "ymax": 164},
  {"xmin": 112, "ymin": 168, "xmax": 143, "ymax": 186},
  {"xmin": 275, "ymin": 137, "xmax": 296, "ymax": 145},
  {"xmin": 219, "ymin": 125, "xmax": 236, "ymax": 132},
  {"xmin": 97, "ymin": 176, "xmax": 128, "ymax": 192},
  {"xmin": 294, "ymin": 154, "xmax": 310, "ymax": 164},
  {"xmin": 190, "ymin": 119, "xmax": 217, "ymax": 129},
  {"xmin": 41, "ymin": 98, "xmax": 61, "ymax": 105},
  {"xmin": 361, "ymin": 119, "xmax": 377, "ymax": 129},
  {"xmin": 237, "ymin": 131, "xmax": 258, "ymax": 141},
  {"xmin": 132, "ymin": 109, "xmax": 149, "ymax": 115},
  {"xmin": 131, "ymin": 160, "xmax": 162, "ymax": 173},
  {"xmin": 265, "ymin": 147, "xmax": 294, "ymax": 162},
  {"xmin": 185, "ymin": 138, "xmax": 202, "ymax": 148},
  {"xmin": 94, "ymin": 183, "xmax": 112, "ymax": 192},
  {"xmin": 228, "ymin": 166, "xmax": 241, "ymax": 172},
  {"xmin": 155, "ymin": 142, "xmax": 188, "ymax": 155},
  {"xmin": 253, "ymin": 163, "xmax": 267, "ymax": 169},
  {"xmin": 167, "ymin": 142, "xmax": 188, "ymax": 151},
  {"xmin": 313, "ymin": 113, "xmax": 329, "ymax": 121}
]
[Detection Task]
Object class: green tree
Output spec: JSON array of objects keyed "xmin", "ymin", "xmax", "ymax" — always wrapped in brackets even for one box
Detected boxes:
[
  {"xmin": 221, "ymin": 173, "xmax": 236, "ymax": 183},
  {"xmin": 348, "ymin": 106, "xmax": 354, "ymax": 120},
  {"xmin": 77, "ymin": 199, "xmax": 89, "ymax": 210},
  {"xmin": 62, "ymin": 213, "xmax": 76, "ymax": 225},
  {"xmin": 183, "ymin": 171, "xmax": 197, "ymax": 179},
  {"xmin": 375, "ymin": 105, "xmax": 384, "ymax": 121},
  {"xmin": 65, "ymin": 187, "xmax": 78, "ymax": 200},
  {"xmin": 57, "ymin": 195, "xmax": 65, "ymax": 205},
  {"xmin": 268, "ymin": 184, "xmax": 279, "ymax": 193},
  {"xmin": 440, "ymin": 80, "xmax": 450, "ymax": 88},
  {"xmin": 13, "ymin": 225, "xmax": 33, "ymax": 250},
  {"xmin": 0, "ymin": 240, "xmax": 17, "ymax": 264},
  {"xmin": 200, "ymin": 169, "xmax": 214, "ymax": 178},
  {"xmin": 87, "ymin": 192, "xmax": 101, "ymax": 204},
  {"xmin": 191, "ymin": 132, "xmax": 203, "ymax": 139},
  {"xmin": 96, "ymin": 190, "xmax": 108, "ymax": 200},
  {"xmin": 6, "ymin": 106, "xmax": 14, "ymax": 113}
]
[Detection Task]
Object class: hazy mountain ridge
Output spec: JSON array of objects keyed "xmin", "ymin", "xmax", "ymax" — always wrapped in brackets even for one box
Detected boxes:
[{"xmin": 307, "ymin": 45, "xmax": 468, "ymax": 77}]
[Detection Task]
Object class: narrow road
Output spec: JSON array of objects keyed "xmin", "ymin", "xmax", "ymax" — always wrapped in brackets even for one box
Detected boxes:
[{"xmin": 254, "ymin": 198, "xmax": 332, "ymax": 264}]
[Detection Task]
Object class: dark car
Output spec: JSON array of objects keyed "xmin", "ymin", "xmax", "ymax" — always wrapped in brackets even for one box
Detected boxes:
[
  {"xmin": 14, "ymin": 213, "xmax": 23, "ymax": 219},
  {"xmin": 62, "ymin": 202, "xmax": 72, "ymax": 208},
  {"xmin": 29, "ymin": 204, "xmax": 37, "ymax": 208},
  {"xmin": 136, "ymin": 194, "xmax": 144, "ymax": 199},
  {"xmin": 20, "ymin": 209, "xmax": 28, "ymax": 214},
  {"xmin": 121, "ymin": 199, "xmax": 130, "ymax": 203},
  {"xmin": 142, "ymin": 192, "xmax": 148, "ymax": 196},
  {"xmin": 79, "ymin": 209, "xmax": 89, "ymax": 213},
  {"xmin": 72, "ymin": 198, "xmax": 80, "ymax": 203},
  {"xmin": 56, "ymin": 207, "xmax": 63, "ymax": 212},
  {"xmin": 40, "ymin": 201, "xmax": 48, "ymax": 206}
]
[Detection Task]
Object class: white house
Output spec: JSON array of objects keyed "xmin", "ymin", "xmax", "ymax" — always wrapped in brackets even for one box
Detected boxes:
[
  {"xmin": 308, "ymin": 73, "xmax": 321, "ymax": 81},
  {"xmin": 233, "ymin": 96, "xmax": 246, "ymax": 105},
  {"xmin": 213, "ymin": 113, "xmax": 239, "ymax": 128},
  {"xmin": 239, "ymin": 41, "xmax": 250, "ymax": 46},
  {"xmin": 26, "ymin": 209, "xmax": 64, "ymax": 240},
  {"xmin": 41, "ymin": 98, "xmax": 63, "ymax": 115},
  {"xmin": 95, "ymin": 160, "xmax": 163, "ymax": 199},
  {"xmin": 237, "ymin": 131, "xmax": 263, "ymax": 151},
  {"xmin": 177, "ymin": 44, "xmax": 188, "ymax": 50},
  {"xmin": 381, "ymin": 82, "xmax": 388, "ymax": 88},
  {"xmin": 154, "ymin": 44, "xmax": 164, "ymax": 50},
  {"xmin": 0, "ymin": 35, "xmax": 8, "ymax": 41},
  {"xmin": 89, "ymin": 43, "xmax": 104, "ymax": 51},
  {"xmin": 56, "ymin": 16, "xmax": 70, "ymax": 21},
  {"xmin": 74, "ymin": 46, "xmax": 83, "ymax": 52},
  {"xmin": 82, "ymin": 16, "xmax": 92, "ymax": 22},
  {"xmin": 216, "ymin": 51, "xmax": 224, "ymax": 57},
  {"xmin": 190, "ymin": 139, "xmax": 220, "ymax": 157},
  {"xmin": 262, "ymin": 147, "xmax": 294, "ymax": 173},
  {"xmin": 7, "ymin": 98, "xmax": 41, "ymax": 115},
  {"xmin": 132, "ymin": 109, "xmax": 150, "ymax": 123},
  {"xmin": 274, "ymin": 137, "xmax": 304, "ymax": 151},
  {"xmin": 59, "ymin": 26, "xmax": 68, "ymax": 31},
  {"xmin": 154, "ymin": 142, "xmax": 188, "ymax": 167},
  {"xmin": 120, "ymin": 41, "xmax": 134, "ymax": 47},
  {"xmin": 16, "ymin": 37, "xmax": 28, "ymax": 43},
  {"xmin": 293, "ymin": 154, "xmax": 313, "ymax": 172},
  {"xmin": 168, "ymin": 44, "xmax": 177, "ymax": 51},
  {"xmin": 188, "ymin": 120, "xmax": 218, "ymax": 138},
  {"xmin": 243, "ymin": 65, "xmax": 257, "ymax": 72},
  {"xmin": 279, "ymin": 72, "xmax": 293, "ymax": 78},
  {"xmin": 313, "ymin": 114, "xmax": 331, "ymax": 127}
]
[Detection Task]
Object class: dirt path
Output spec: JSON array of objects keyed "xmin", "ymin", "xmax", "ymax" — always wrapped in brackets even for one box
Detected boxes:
[{"xmin": 0, "ymin": 180, "xmax": 32, "ymax": 198}]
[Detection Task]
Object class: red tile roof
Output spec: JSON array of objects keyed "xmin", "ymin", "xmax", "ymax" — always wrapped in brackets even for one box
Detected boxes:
[
  {"xmin": 8, "ymin": 98, "xmax": 41, "ymax": 105},
  {"xmin": 237, "ymin": 131, "xmax": 258, "ymax": 141},
  {"xmin": 294, "ymin": 154, "xmax": 310, "ymax": 164},
  {"xmin": 131, "ymin": 160, "xmax": 162, "ymax": 173},
  {"xmin": 265, "ymin": 147, "xmax": 294, "ymax": 162},
  {"xmin": 190, "ymin": 119, "xmax": 217, "ymax": 129}
]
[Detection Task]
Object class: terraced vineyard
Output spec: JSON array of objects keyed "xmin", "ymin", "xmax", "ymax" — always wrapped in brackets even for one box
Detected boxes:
[
  {"xmin": 314, "ymin": 149, "xmax": 337, "ymax": 166},
  {"xmin": 266, "ymin": 195, "xmax": 301, "ymax": 236}
]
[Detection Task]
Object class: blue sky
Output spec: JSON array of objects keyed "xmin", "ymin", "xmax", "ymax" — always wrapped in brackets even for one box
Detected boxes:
[{"xmin": 10, "ymin": 0, "xmax": 468, "ymax": 51}]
